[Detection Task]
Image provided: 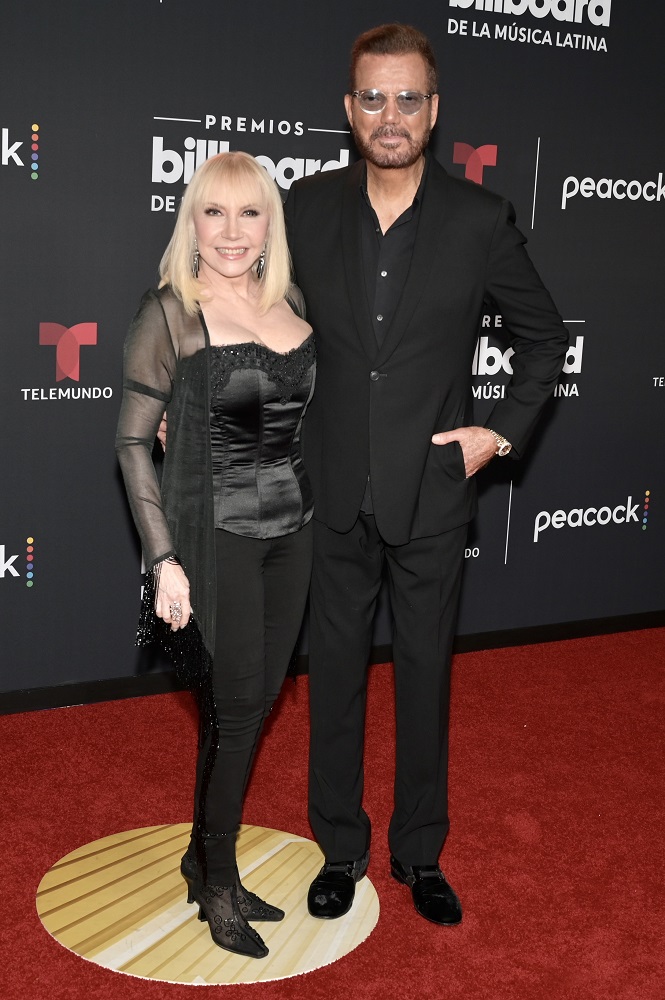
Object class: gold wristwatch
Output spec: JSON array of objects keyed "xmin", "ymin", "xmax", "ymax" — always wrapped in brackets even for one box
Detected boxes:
[{"xmin": 488, "ymin": 429, "xmax": 512, "ymax": 457}]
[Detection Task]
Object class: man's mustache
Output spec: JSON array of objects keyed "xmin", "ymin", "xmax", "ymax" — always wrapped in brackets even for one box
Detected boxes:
[{"xmin": 371, "ymin": 126, "xmax": 411, "ymax": 141}]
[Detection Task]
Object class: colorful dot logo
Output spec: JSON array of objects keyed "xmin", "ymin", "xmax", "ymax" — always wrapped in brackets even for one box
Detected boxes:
[
  {"xmin": 31, "ymin": 123, "xmax": 39, "ymax": 180},
  {"xmin": 26, "ymin": 536, "xmax": 35, "ymax": 586},
  {"xmin": 642, "ymin": 491, "xmax": 651, "ymax": 531}
]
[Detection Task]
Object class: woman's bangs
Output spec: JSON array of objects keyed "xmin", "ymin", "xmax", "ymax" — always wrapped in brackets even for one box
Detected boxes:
[{"xmin": 194, "ymin": 157, "xmax": 269, "ymax": 213}]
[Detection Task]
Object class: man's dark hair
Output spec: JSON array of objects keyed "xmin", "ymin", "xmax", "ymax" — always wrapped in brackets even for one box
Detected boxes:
[{"xmin": 349, "ymin": 23, "xmax": 438, "ymax": 94}]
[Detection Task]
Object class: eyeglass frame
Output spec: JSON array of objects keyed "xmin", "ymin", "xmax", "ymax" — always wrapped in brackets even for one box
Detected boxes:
[{"xmin": 350, "ymin": 89, "xmax": 433, "ymax": 116}]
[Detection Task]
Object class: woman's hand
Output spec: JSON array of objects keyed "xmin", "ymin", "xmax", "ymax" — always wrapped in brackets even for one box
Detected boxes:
[
  {"xmin": 157, "ymin": 411, "xmax": 167, "ymax": 452},
  {"xmin": 154, "ymin": 561, "xmax": 191, "ymax": 631}
]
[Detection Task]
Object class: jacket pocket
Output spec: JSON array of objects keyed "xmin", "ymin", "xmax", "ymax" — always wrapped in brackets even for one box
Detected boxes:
[{"xmin": 431, "ymin": 440, "xmax": 467, "ymax": 482}]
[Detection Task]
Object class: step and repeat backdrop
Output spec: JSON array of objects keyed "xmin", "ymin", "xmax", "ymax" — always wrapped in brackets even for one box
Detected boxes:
[{"xmin": 2, "ymin": 1, "xmax": 663, "ymax": 695}]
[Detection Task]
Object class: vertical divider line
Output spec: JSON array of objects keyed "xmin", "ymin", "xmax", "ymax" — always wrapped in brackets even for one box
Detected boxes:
[
  {"xmin": 531, "ymin": 137, "xmax": 541, "ymax": 230},
  {"xmin": 504, "ymin": 480, "xmax": 513, "ymax": 566}
]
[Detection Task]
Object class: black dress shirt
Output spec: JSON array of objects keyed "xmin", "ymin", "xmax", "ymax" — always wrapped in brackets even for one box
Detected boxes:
[{"xmin": 359, "ymin": 156, "xmax": 428, "ymax": 512}]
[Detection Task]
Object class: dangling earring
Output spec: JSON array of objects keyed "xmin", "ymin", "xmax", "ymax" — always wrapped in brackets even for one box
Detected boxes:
[
  {"xmin": 256, "ymin": 246, "xmax": 266, "ymax": 280},
  {"xmin": 192, "ymin": 238, "xmax": 200, "ymax": 279}
]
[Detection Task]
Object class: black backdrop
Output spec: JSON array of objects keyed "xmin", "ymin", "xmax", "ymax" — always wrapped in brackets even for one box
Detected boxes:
[{"xmin": 2, "ymin": 1, "xmax": 663, "ymax": 699}]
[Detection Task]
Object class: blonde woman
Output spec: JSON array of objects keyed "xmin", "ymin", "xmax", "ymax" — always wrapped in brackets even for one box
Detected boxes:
[{"xmin": 116, "ymin": 152, "xmax": 314, "ymax": 959}]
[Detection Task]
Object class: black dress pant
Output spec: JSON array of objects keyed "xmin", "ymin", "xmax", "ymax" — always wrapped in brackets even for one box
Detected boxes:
[
  {"xmin": 192, "ymin": 522, "xmax": 312, "ymax": 878},
  {"xmin": 308, "ymin": 513, "xmax": 467, "ymax": 866}
]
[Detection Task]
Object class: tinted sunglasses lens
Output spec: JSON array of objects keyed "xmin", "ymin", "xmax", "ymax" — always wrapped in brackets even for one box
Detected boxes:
[
  {"xmin": 395, "ymin": 92, "xmax": 426, "ymax": 115},
  {"xmin": 357, "ymin": 91, "xmax": 385, "ymax": 113}
]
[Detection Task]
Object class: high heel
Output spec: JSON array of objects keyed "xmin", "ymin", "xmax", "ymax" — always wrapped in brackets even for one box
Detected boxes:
[
  {"xmin": 181, "ymin": 853, "xmax": 197, "ymax": 904},
  {"xmin": 181, "ymin": 850, "xmax": 284, "ymax": 921},
  {"xmin": 193, "ymin": 882, "xmax": 268, "ymax": 959}
]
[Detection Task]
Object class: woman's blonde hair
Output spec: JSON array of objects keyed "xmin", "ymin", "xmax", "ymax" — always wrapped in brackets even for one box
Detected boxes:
[{"xmin": 159, "ymin": 151, "xmax": 291, "ymax": 315}]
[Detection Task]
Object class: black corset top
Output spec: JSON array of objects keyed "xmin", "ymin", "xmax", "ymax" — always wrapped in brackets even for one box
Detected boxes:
[{"xmin": 209, "ymin": 334, "xmax": 315, "ymax": 538}]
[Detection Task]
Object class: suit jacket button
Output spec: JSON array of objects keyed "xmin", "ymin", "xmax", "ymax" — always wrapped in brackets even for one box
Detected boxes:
[{"xmin": 369, "ymin": 370, "xmax": 380, "ymax": 381}]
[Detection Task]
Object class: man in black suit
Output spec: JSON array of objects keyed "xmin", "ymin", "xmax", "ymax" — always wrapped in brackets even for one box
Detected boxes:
[{"xmin": 285, "ymin": 23, "xmax": 568, "ymax": 925}]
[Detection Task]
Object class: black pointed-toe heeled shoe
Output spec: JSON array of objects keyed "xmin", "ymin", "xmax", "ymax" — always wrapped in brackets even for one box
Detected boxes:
[
  {"xmin": 181, "ymin": 850, "xmax": 285, "ymax": 922},
  {"xmin": 193, "ymin": 882, "xmax": 269, "ymax": 959}
]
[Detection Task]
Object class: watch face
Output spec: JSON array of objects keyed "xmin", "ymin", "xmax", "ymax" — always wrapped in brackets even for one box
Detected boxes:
[{"xmin": 498, "ymin": 442, "xmax": 512, "ymax": 456}]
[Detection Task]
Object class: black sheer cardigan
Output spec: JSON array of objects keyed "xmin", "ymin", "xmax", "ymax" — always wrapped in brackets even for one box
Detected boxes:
[{"xmin": 115, "ymin": 284, "xmax": 306, "ymax": 679}]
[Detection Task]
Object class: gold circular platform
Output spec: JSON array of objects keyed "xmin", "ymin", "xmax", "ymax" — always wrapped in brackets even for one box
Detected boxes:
[{"xmin": 36, "ymin": 823, "xmax": 380, "ymax": 985}]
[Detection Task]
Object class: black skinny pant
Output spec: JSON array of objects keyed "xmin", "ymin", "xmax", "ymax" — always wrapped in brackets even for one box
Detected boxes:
[{"xmin": 192, "ymin": 522, "xmax": 312, "ymax": 881}]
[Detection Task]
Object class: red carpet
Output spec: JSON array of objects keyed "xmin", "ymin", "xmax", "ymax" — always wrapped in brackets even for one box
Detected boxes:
[{"xmin": 1, "ymin": 629, "xmax": 664, "ymax": 999}]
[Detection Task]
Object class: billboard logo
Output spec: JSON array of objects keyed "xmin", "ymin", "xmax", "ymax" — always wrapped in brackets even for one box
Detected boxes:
[
  {"xmin": 448, "ymin": 0, "xmax": 611, "ymax": 26},
  {"xmin": 0, "ymin": 537, "xmax": 35, "ymax": 587},
  {"xmin": 533, "ymin": 493, "xmax": 650, "ymax": 543},
  {"xmin": 473, "ymin": 335, "xmax": 584, "ymax": 375},
  {"xmin": 2, "ymin": 123, "xmax": 40, "ymax": 179},
  {"xmin": 39, "ymin": 322, "xmax": 97, "ymax": 381},
  {"xmin": 453, "ymin": 143, "xmax": 497, "ymax": 185},
  {"xmin": 151, "ymin": 135, "xmax": 349, "ymax": 191}
]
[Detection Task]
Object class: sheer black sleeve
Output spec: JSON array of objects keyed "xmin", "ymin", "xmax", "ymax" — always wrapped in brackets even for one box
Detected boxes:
[
  {"xmin": 286, "ymin": 283, "xmax": 306, "ymax": 319},
  {"xmin": 115, "ymin": 290, "xmax": 179, "ymax": 569}
]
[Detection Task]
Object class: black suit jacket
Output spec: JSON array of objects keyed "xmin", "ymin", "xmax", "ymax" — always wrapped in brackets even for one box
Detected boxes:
[{"xmin": 285, "ymin": 154, "xmax": 568, "ymax": 545}]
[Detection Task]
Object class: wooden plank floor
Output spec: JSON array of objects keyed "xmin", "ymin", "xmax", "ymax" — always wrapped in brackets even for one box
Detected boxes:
[{"xmin": 36, "ymin": 823, "xmax": 380, "ymax": 984}]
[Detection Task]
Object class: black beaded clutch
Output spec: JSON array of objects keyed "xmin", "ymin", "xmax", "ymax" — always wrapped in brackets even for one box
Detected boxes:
[{"xmin": 136, "ymin": 569, "xmax": 210, "ymax": 690}]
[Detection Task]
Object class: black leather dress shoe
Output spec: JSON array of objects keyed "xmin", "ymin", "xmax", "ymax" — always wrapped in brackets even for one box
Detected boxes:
[
  {"xmin": 390, "ymin": 856, "xmax": 463, "ymax": 925},
  {"xmin": 307, "ymin": 851, "xmax": 370, "ymax": 919}
]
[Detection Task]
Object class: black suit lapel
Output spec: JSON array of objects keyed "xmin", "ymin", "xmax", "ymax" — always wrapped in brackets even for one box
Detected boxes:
[{"xmin": 341, "ymin": 162, "xmax": 380, "ymax": 362}]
